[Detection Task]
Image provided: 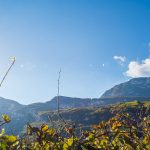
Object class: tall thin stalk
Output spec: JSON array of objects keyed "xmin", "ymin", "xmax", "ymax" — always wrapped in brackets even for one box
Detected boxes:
[
  {"xmin": 57, "ymin": 69, "xmax": 61, "ymax": 114},
  {"xmin": 0, "ymin": 57, "xmax": 16, "ymax": 87}
]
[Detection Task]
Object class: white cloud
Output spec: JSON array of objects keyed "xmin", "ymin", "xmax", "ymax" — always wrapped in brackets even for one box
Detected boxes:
[
  {"xmin": 113, "ymin": 55, "xmax": 126, "ymax": 66},
  {"xmin": 102, "ymin": 64, "xmax": 105, "ymax": 67},
  {"xmin": 125, "ymin": 58, "xmax": 150, "ymax": 77}
]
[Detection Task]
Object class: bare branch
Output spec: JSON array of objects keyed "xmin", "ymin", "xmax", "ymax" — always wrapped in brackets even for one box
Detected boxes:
[
  {"xmin": 0, "ymin": 57, "xmax": 16, "ymax": 87},
  {"xmin": 57, "ymin": 69, "xmax": 61, "ymax": 114}
]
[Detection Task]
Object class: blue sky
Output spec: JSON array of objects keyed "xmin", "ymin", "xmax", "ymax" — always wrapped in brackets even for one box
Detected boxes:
[{"xmin": 0, "ymin": 0, "xmax": 150, "ymax": 104}]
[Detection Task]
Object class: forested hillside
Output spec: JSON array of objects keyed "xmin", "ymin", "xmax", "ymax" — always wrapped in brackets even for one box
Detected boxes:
[{"xmin": 0, "ymin": 101, "xmax": 150, "ymax": 149}]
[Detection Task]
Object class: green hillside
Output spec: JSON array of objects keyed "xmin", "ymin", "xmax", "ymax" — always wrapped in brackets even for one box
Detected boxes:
[
  {"xmin": 31, "ymin": 101, "xmax": 150, "ymax": 131},
  {"xmin": 0, "ymin": 100, "xmax": 150, "ymax": 149}
]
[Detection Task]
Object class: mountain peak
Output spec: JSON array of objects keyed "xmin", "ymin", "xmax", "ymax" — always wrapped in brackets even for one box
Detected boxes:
[{"xmin": 101, "ymin": 77, "xmax": 150, "ymax": 98}]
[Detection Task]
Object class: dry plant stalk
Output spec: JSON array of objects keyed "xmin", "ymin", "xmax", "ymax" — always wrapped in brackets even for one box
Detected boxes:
[
  {"xmin": 57, "ymin": 69, "xmax": 61, "ymax": 114},
  {"xmin": 47, "ymin": 69, "xmax": 70, "ymax": 130},
  {"xmin": 0, "ymin": 57, "xmax": 16, "ymax": 87}
]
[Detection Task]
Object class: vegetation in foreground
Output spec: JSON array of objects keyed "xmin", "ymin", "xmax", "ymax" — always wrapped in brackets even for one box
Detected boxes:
[{"xmin": 0, "ymin": 101, "xmax": 150, "ymax": 150}]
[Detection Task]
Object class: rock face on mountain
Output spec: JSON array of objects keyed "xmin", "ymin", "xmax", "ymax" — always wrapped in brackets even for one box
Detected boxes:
[{"xmin": 101, "ymin": 77, "xmax": 150, "ymax": 98}]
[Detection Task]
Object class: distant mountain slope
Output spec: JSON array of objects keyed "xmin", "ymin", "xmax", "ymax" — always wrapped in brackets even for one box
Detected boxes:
[
  {"xmin": 24, "ymin": 96, "xmax": 100, "ymax": 112},
  {"xmin": 1, "ymin": 77, "xmax": 150, "ymax": 134},
  {"xmin": 34, "ymin": 101, "xmax": 150, "ymax": 131},
  {"xmin": 0, "ymin": 97, "xmax": 24, "ymax": 115},
  {"xmin": 0, "ymin": 96, "xmax": 102, "ymax": 134},
  {"xmin": 101, "ymin": 77, "xmax": 150, "ymax": 98}
]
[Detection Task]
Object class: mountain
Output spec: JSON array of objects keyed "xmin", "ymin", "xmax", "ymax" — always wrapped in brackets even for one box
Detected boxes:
[
  {"xmin": 0, "ymin": 97, "xmax": 24, "ymax": 116},
  {"xmin": 32, "ymin": 101, "xmax": 150, "ymax": 131},
  {"xmin": 1, "ymin": 77, "xmax": 150, "ymax": 134},
  {"xmin": 0, "ymin": 96, "xmax": 102, "ymax": 134},
  {"xmin": 101, "ymin": 77, "xmax": 150, "ymax": 98},
  {"xmin": 26, "ymin": 96, "xmax": 100, "ymax": 111}
]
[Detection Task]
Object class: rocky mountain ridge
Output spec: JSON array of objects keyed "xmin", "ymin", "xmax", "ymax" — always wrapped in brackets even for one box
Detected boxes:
[{"xmin": 101, "ymin": 77, "xmax": 150, "ymax": 98}]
